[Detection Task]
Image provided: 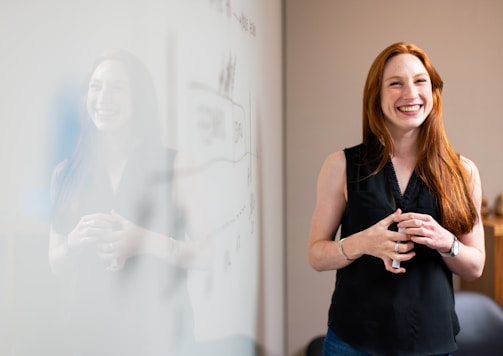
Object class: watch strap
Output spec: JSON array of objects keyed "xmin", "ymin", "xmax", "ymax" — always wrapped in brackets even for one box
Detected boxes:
[{"xmin": 438, "ymin": 235, "xmax": 458, "ymax": 257}]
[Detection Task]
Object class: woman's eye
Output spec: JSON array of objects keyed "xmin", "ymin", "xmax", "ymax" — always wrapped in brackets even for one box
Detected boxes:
[
  {"xmin": 416, "ymin": 78, "xmax": 428, "ymax": 84},
  {"xmin": 389, "ymin": 81, "xmax": 401, "ymax": 87},
  {"xmin": 111, "ymin": 86, "xmax": 125, "ymax": 93}
]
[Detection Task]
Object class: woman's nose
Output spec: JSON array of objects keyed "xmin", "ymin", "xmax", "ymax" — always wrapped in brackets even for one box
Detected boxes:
[
  {"xmin": 97, "ymin": 87, "xmax": 112, "ymax": 103},
  {"xmin": 402, "ymin": 83, "xmax": 418, "ymax": 100}
]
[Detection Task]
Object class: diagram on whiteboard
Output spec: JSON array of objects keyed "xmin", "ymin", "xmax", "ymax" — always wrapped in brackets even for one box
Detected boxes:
[{"xmin": 171, "ymin": 0, "xmax": 260, "ymax": 343}]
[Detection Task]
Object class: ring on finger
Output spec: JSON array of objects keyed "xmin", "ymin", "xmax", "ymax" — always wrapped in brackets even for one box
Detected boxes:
[{"xmin": 394, "ymin": 241, "xmax": 400, "ymax": 253}]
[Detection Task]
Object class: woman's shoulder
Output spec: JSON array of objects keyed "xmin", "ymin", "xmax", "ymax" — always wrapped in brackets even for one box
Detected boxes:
[
  {"xmin": 322, "ymin": 143, "xmax": 367, "ymax": 172},
  {"xmin": 459, "ymin": 154, "xmax": 477, "ymax": 170},
  {"xmin": 459, "ymin": 154, "xmax": 481, "ymax": 181},
  {"xmin": 320, "ymin": 150, "xmax": 346, "ymax": 179}
]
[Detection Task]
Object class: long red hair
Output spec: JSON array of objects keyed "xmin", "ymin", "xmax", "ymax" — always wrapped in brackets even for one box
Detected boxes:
[{"xmin": 362, "ymin": 42, "xmax": 477, "ymax": 235}]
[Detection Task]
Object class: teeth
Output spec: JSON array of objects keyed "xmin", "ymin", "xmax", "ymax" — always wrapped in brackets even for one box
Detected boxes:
[{"xmin": 399, "ymin": 105, "xmax": 420, "ymax": 112}]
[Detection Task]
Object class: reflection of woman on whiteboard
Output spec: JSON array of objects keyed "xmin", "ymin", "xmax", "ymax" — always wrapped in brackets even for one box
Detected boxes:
[{"xmin": 49, "ymin": 48, "xmax": 205, "ymax": 355}]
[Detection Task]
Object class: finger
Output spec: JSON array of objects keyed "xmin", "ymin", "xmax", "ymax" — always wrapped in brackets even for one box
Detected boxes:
[
  {"xmin": 410, "ymin": 235, "xmax": 431, "ymax": 247},
  {"xmin": 84, "ymin": 212, "xmax": 115, "ymax": 221},
  {"xmin": 69, "ymin": 235, "xmax": 98, "ymax": 247},
  {"xmin": 383, "ymin": 208, "xmax": 402, "ymax": 226},
  {"xmin": 393, "ymin": 250, "xmax": 416, "ymax": 262},
  {"xmin": 100, "ymin": 240, "xmax": 123, "ymax": 252},
  {"xmin": 98, "ymin": 246, "xmax": 117, "ymax": 260},
  {"xmin": 73, "ymin": 225, "xmax": 101, "ymax": 241},
  {"xmin": 90, "ymin": 220, "xmax": 116, "ymax": 230},
  {"xmin": 392, "ymin": 240, "xmax": 415, "ymax": 255},
  {"xmin": 397, "ymin": 216, "xmax": 426, "ymax": 232},
  {"xmin": 101, "ymin": 230, "xmax": 122, "ymax": 243},
  {"xmin": 81, "ymin": 227, "xmax": 113, "ymax": 241},
  {"xmin": 105, "ymin": 257, "xmax": 124, "ymax": 272},
  {"xmin": 81, "ymin": 215, "xmax": 115, "ymax": 234},
  {"xmin": 396, "ymin": 212, "xmax": 429, "ymax": 224},
  {"xmin": 402, "ymin": 241, "xmax": 415, "ymax": 253},
  {"xmin": 389, "ymin": 230, "xmax": 411, "ymax": 244},
  {"xmin": 384, "ymin": 260, "xmax": 406, "ymax": 273},
  {"xmin": 385, "ymin": 253, "xmax": 416, "ymax": 273},
  {"xmin": 399, "ymin": 223, "xmax": 427, "ymax": 239},
  {"xmin": 80, "ymin": 222, "xmax": 108, "ymax": 237}
]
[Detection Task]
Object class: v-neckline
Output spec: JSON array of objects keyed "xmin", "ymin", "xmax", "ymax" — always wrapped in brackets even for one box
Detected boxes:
[
  {"xmin": 108, "ymin": 159, "xmax": 128, "ymax": 194},
  {"xmin": 385, "ymin": 160, "xmax": 417, "ymax": 204}
]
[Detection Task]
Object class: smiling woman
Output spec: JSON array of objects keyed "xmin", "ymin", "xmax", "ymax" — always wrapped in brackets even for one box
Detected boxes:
[
  {"xmin": 307, "ymin": 42, "xmax": 485, "ymax": 356},
  {"xmin": 48, "ymin": 49, "xmax": 202, "ymax": 355}
]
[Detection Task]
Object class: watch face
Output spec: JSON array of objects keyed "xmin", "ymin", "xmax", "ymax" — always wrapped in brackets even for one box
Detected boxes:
[{"xmin": 452, "ymin": 239, "xmax": 459, "ymax": 256}]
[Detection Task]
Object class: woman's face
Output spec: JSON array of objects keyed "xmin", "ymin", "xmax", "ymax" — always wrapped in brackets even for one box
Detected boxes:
[
  {"xmin": 380, "ymin": 53, "xmax": 433, "ymax": 134},
  {"xmin": 86, "ymin": 59, "xmax": 133, "ymax": 133}
]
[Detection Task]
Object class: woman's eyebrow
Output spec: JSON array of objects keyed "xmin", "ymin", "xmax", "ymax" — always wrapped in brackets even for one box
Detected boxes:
[{"xmin": 383, "ymin": 72, "xmax": 428, "ymax": 82}]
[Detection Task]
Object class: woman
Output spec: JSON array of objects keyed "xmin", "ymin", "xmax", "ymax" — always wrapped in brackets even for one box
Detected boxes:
[
  {"xmin": 308, "ymin": 42, "xmax": 485, "ymax": 356},
  {"xmin": 49, "ymin": 49, "xmax": 202, "ymax": 355}
]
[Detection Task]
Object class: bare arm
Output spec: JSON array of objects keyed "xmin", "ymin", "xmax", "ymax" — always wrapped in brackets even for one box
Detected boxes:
[
  {"xmin": 448, "ymin": 156, "xmax": 486, "ymax": 280},
  {"xmin": 307, "ymin": 151, "xmax": 348, "ymax": 271}
]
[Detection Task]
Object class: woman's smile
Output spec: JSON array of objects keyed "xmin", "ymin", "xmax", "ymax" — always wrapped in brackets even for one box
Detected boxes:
[
  {"xmin": 87, "ymin": 59, "xmax": 133, "ymax": 132},
  {"xmin": 397, "ymin": 104, "xmax": 421, "ymax": 113}
]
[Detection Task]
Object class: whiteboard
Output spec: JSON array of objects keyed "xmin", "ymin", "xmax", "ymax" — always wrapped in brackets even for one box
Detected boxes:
[{"xmin": 0, "ymin": 0, "xmax": 283, "ymax": 354}]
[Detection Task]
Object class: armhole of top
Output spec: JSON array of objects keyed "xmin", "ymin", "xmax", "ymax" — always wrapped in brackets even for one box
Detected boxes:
[{"xmin": 343, "ymin": 149, "xmax": 349, "ymax": 203}]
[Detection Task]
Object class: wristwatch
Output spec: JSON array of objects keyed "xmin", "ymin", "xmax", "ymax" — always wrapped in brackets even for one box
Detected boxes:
[{"xmin": 438, "ymin": 235, "xmax": 459, "ymax": 257}]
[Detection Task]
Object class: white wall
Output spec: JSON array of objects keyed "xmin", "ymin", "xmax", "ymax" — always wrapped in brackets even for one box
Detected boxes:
[
  {"xmin": 286, "ymin": 0, "xmax": 503, "ymax": 354},
  {"xmin": 0, "ymin": 1, "xmax": 284, "ymax": 355}
]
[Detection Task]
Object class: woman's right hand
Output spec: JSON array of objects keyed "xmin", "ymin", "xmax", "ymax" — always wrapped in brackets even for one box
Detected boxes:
[
  {"xmin": 67, "ymin": 213, "xmax": 116, "ymax": 250},
  {"xmin": 362, "ymin": 209, "xmax": 416, "ymax": 273}
]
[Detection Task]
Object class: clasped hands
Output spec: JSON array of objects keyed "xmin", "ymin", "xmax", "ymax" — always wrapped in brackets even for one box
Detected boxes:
[
  {"xmin": 366, "ymin": 208, "xmax": 454, "ymax": 273},
  {"xmin": 67, "ymin": 210, "xmax": 141, "ymax": 271}
]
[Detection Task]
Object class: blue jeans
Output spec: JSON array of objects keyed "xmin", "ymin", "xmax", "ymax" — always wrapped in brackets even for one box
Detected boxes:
[
  {"xmin": 322, "ymin": 328, "xmax": 372, "ymax": 356},
  {"xmin": 322, "ymin": 328, "xmax": 452, "ymax": 356}
]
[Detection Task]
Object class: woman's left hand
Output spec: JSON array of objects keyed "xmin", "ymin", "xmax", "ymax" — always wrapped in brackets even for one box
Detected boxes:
[
  {"xmin": 98, "ymin": 211, "xmax": 143, "ymax": 271},
  {"xmin": 396, "ymin": 212, "xmax": 454, "ymax": 254}
]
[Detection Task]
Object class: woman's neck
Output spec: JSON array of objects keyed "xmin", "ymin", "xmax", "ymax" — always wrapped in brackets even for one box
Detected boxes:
[{"xmin": 390, "ymin": 130, "xmax": 419, "ymax": 158}]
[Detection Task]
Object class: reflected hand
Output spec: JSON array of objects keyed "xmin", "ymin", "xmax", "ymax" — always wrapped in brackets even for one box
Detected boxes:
[
  {"xmin": 68, "ymin": 213, "xmax": 116, "ymax": 251},
  {"xmin": 98, "ymin": 211, "xmax": 143, "ymax": 271}
]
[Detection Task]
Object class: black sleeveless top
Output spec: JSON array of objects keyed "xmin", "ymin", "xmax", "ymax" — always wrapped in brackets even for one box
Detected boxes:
[{"xmin": 328, "ymin": 144, "xmax": 459, "ymax": 356}]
